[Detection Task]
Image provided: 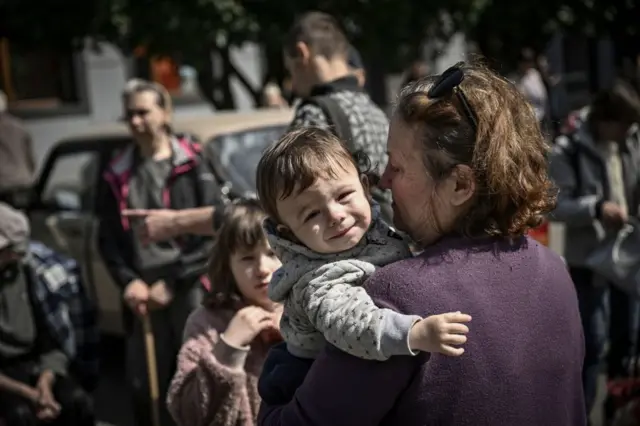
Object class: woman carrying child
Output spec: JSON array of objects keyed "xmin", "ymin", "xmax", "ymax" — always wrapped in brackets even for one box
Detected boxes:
[{"xmin": 258, "ymin": 61, "xmax": 585, "ymax": 426}]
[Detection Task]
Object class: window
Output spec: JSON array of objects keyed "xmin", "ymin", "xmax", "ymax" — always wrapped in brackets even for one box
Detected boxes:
[
  {"xmin": 135, "ymin": 48, "xmax": 201, "ymax": 102},
  {"xmin": 206, "ymin": 125, "xmax": 288, "ymax": 194},
  {"xmin": 41, "ymin": 150, "xmax": 99, "ymax": 212},
  {"xmin": 0, "ymin": 38, "xmax": 85, "ymax": 115}
]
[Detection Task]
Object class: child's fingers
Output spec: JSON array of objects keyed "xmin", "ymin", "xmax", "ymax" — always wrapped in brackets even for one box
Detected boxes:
[
  {"xmin": 441, "ymin": 345, "xmax": 465, "ymax": 357},
  {"xmin": 447, "ymin": 323, "xmax": 470, "ymax": 334},
  {"xmin": 443, "ymin": 334, "xmax": 467, "ymax": 345},
  {"xmin": 443, "ymin": 312, "xmax": 472, "ymax": 323}
]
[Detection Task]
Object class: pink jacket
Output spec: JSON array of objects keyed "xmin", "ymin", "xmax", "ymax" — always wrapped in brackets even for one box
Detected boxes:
[{"xmin": 167, "ymin": 306, "xmax": 273, "ymax": 426}]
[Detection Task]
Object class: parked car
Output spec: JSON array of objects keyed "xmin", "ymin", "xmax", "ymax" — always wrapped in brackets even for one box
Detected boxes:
[{"xmin": 19, "ymin": 108, "xmax": 292, "ymax": 336}]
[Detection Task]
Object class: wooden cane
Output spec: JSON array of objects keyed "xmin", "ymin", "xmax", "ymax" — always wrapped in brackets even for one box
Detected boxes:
[{"xmin": 142, "ymin": 314, "xmax": 161, "ymax": 426}]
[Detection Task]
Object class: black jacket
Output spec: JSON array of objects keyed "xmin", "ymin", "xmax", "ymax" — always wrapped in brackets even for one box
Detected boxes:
[{"xmin": 98, "ymin": 135, "xmax": 223, "ymax": 290}]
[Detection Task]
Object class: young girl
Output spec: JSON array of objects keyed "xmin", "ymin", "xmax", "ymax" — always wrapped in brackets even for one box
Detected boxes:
[{"xmin": 167, "ymin": 199, "xmax": 283, "ymax": 426}]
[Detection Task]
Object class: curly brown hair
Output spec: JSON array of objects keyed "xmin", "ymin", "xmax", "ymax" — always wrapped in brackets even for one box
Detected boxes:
[
  {"xmin": 203, "ymin": 199, "xmax": 268, "ymax": 310},
  {"xmin": 395, "ymin": 61, "xmax": 557, "ymax": 238}
]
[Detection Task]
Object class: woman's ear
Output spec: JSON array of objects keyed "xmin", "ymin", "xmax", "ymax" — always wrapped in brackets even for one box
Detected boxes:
[{"xmin": 449, "ymin": 165, "xmax": 476, "ymax": 207}]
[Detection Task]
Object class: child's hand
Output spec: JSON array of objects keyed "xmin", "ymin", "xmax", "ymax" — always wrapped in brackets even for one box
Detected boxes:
[{"xmin": 408, "ymin": 311, "xmax": 471, "ymax": 356}]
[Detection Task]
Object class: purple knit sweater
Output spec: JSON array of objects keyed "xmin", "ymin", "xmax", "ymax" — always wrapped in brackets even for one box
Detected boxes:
[{"xmin": 259, "ymin": 235, "xmax": 586, "ymax": 426}]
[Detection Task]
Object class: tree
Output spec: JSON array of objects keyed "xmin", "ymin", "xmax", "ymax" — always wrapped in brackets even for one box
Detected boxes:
[
  {"xmin": 449, "ymin": 0, "xmax": 640, "ymax": 69},
  {"xmin": 0, "ymin": 0, "xmax": 471, "ymax": 108},
  {"xmin": 108, "ymin": 0, "xmax": 459, "ymax": 108},
  {"xmin": 0, "ymin": 0, "xmax": 107, "ymax": 49}
]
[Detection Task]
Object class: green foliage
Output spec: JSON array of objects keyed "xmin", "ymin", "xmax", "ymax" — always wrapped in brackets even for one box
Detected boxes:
[
  {"xmin": 0, "ymin": 0, "xmax": 108, "ymax": 49},
  {"xmin": 451, "ymin": 0, "xmax": 640, "ymax": 66}
]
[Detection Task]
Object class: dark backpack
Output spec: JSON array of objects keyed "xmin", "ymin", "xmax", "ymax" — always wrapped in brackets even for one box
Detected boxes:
[{"xmin": 302, "ymin": 95, "xmax": 356, "ymax": 152}]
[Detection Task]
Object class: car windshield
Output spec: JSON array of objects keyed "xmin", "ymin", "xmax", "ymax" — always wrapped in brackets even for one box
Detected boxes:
[{"xmin": 206, "ymin": 125, "xmax": 287, "ymax": 194}]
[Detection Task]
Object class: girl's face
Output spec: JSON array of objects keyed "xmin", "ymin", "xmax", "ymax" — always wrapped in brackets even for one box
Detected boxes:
[{"xmin": 230, "ymin": 241, "xmax": 281, "ymax": 309}]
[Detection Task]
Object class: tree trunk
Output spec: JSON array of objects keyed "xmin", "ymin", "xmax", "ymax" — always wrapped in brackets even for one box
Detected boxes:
[
  {"xmin": 226, "ymin": 59, "xmax": 261, "ymax": 106},
  {"xmin": 185, "ymin": 47, "xmax": 222, "ymax": 109},
  {"xmin": 213, "ymin": 45, "xmax": 236, "ymax": 110},
  {"xmin": 363, "ymin": 50, "xmax": 389, "ymax": 108}
]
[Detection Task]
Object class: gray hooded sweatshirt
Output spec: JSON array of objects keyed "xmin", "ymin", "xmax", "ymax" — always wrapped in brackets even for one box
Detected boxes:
[{"xmin": 266, "ymin": 209, "xmax": 421, "ymax": 360}]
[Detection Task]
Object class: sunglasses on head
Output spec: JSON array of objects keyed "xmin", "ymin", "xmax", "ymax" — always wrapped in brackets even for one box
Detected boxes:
[{"xmin": 427, "ymin": 62, "xmax": 478, "ymax": 131}]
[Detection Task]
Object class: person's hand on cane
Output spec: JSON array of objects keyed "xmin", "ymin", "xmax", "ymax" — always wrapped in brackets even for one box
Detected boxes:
[
  {"xmin": 124, "ymin": 279, "xmax": 150, "ymax": 316},
  {"xmin": 148, "ymin": 280, "xmax": 174, "ymax": 311}
]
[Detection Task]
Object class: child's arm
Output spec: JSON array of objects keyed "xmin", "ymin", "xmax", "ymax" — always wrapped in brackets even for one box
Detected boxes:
[{"xmin": 297, "ymin": 260, "xmax": 470, "ymax": 360}]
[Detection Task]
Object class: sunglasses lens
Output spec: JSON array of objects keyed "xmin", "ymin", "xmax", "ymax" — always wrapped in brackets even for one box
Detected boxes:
[{"xmin": 428, "ymin": 67, "xmax": 464, "ymax": 98}]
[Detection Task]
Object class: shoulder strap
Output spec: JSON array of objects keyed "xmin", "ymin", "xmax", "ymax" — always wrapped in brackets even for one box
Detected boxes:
[
  {"xmin": 558, "ymin": 132, "xmax": 582, "ymax": 194},
  {"xmin": 305, "ymin": 95, "xmax": 356, "ymax": 153}
]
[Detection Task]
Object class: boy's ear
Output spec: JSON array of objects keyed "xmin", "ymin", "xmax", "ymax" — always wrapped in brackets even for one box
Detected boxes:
[
  {"xmin": 276, "ymin": 224, "xmax": 299, "ymax": 243},
  {"xmin": 360, "ymin": 174, "xmax": 372, "ymax": 200}
]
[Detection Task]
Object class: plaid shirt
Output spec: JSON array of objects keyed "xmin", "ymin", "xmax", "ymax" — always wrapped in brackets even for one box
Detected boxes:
[{"xmin": 25, "ymin": 241, "xmax": 99, "ymax": 389}]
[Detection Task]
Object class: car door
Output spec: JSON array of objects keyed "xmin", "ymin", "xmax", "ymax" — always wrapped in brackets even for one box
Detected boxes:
[
  {"xmin": 29, "ymin": 139, "xmax": 129, "ymax": 336},
  {"xmin": 29, "ymin": 141, "xmax": 100, "ymax": 274}
]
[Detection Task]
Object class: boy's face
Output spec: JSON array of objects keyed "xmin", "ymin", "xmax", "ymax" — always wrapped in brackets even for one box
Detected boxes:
[{"xmin": 276, "ymin": 164, "xmax": 372, "ymax": 254}]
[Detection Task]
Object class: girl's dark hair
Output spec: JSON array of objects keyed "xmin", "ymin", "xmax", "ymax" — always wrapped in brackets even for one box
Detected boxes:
[
  {"xmin": 122, "ymin": 79, "xmax": 174, "ymax": 134},
  {"xmin": 203, "ymin": 199, "xmax": 269, "ymax": 310}
]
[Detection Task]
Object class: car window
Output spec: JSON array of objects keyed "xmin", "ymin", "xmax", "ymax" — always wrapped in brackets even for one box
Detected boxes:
[
  {"xmin": 206, "ymin": 125, "xmax": 287, "ymax": 193},
  {"xmin": 41, "ymin": 150, "xmax": 99, "ymax": 211}
]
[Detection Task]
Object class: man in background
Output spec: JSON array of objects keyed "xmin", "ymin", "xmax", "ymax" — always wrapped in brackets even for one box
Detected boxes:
[{"xmin": 0, "ymin": 203, "xmax": 96, "ymax": 425}]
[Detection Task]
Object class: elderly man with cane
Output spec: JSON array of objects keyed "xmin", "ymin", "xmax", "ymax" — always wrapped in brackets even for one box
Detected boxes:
[{"xmin": 97, "ymin": 79, "xmax": 221, "ymax": 426}]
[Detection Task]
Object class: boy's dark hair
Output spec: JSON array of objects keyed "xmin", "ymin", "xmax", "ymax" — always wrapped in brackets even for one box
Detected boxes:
[
  {"xmin": 256, "ymin": 127, "xmax": 361, "ymax": 224},
  {"xmin": 284, "ymin": 11, "xmax": 349, "ymax": 60}
]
